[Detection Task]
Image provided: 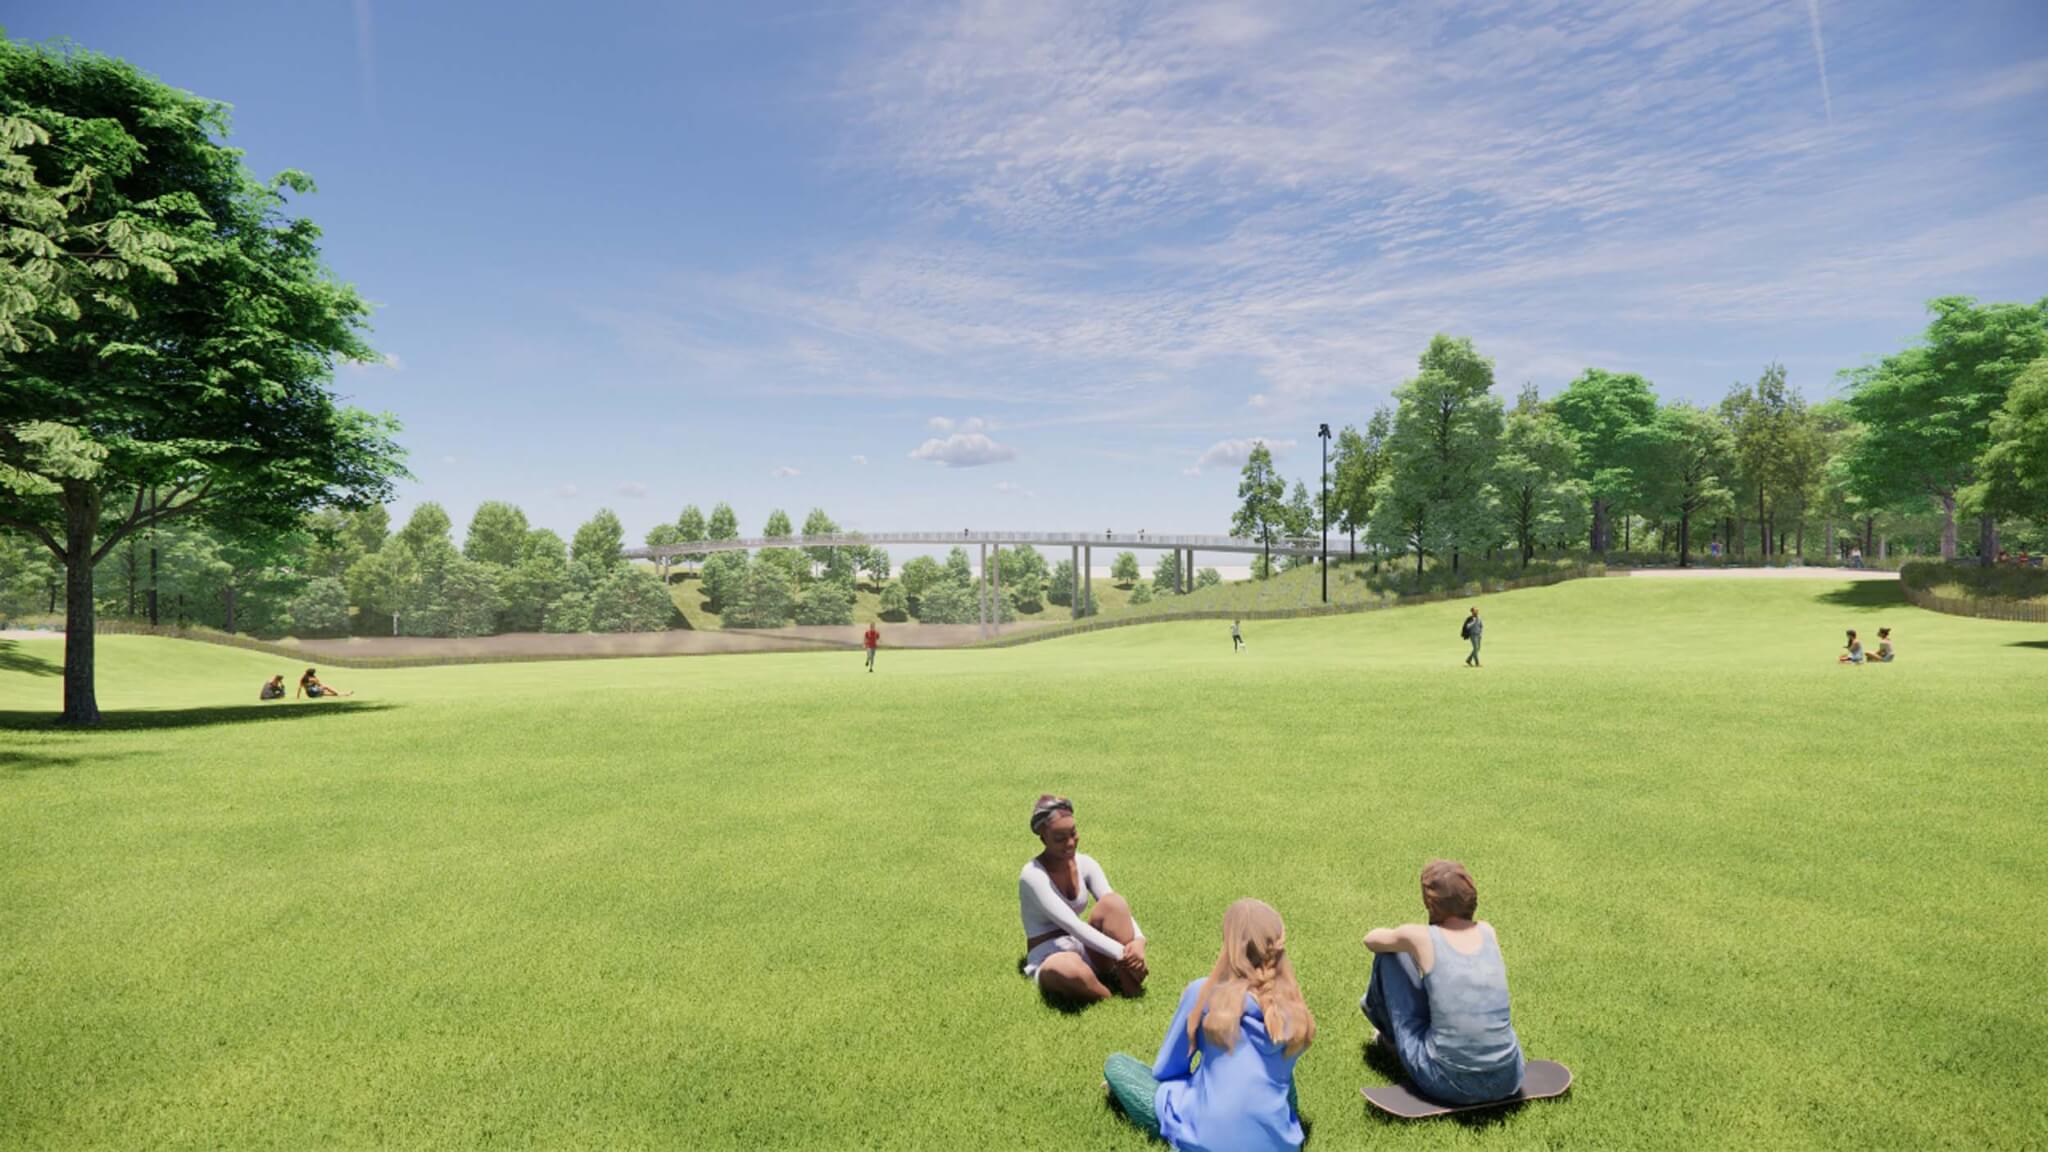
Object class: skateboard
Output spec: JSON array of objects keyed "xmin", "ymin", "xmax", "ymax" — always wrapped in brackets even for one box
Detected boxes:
[{"xmin": 1361, "ymin": 1059, "xmax": 1572, "ymax": 1119}]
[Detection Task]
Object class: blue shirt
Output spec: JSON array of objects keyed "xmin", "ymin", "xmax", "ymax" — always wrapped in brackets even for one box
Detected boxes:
[{"xmin": 1152, "ymin": 978, "xmax": 1304, "ymax": 1152}]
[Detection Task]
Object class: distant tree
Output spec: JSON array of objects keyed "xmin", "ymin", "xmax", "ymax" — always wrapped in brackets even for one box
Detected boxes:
[
  {"xmin": 571, "ymin": 508, "xmax": 625, "ymax": 570},
  {"xmin": 643, "ymin": 522, "xmax": 681, "ymax": 581},
  {"xmin": 675, "ymin": 504, "xmax": 708, "ymax": 565},
  {"xmin": 1333, "ymin": 411, "xmax": 1391, "ymax": 558},
  {"xmin": 878, "ymin": 580, "xmax": 909, "ymax": 621},
  {"xmin": 1128, "ymin": 582, "xmax": 1153, "ymax": 606},
  {"xmin": 419, "ymin": 554, "xmax": 502, "ymax": 637},
  {"xmin": 524, "ymin": 527, "xmax": 567, "ymax": 563},
  {"xmin": 863, "ymin": 547, "xmax": 892, "ymax": 585},
  {"xmin": 699, "ymin": 550, "xmax": 749, "ymax": 613},
  {"xmin": 944, "ymin": 547, "xmax": 975, "ymax": 588},
  {"xmin": 498, "ymin": 544, "xmax": 570, "ymax": 632},
  {"xmin": 899, "ymin": 555, "xmax": 943, "ymax": 607},
  {"xmin": 1628, "ymin": 404, "xmax": 1729, "ymax": 566},
  {"xmin": 759, "ymin": 509, "xmax": 804, "ymax": 584},
  {"xmin": 1282, "ymin": 481, "xmax": 1317, "ymax": 569},
  {"xmin": 1844, "ymin": 297, "xmax": 2048, "ymax": 563},
  {"xmin": 1963, "ymin": 357, "xmax": 2048, "ymax": 529},
  {"xmin": 396, "ymin": 503, "xmax": 453, "ymax": 557},
  {"xmin": 801, "ymin": 508, "xmax": 840, "ymax": 568},
  {"xmin": 1048, "ymin": 557, "xmax": 1075, "ymax": 606},
  {"xmin": 1197, "ymin": 567, "xmax": 1221, "ymax": 589},
  {"xmin": 1552, "ymin": 368, "xmax": 1658, "ymax": 554},
  {"xmin": 1370, "ymin": 335, "xmax": 1506, "ymax": 574},
  {"xmin": 1111, "ymin": 551, "xmax": 1141, "ymax": 584},
  {"xmin": 793, "ymin": 577, "xmax": 856, "ymax": 626},
  {"xmin": 763, "ymin": 509, "xmax": 794, "ymax": 539},
  {"xmin": 301, "ymin": 508, "xmax": 370, "ymax": 581},
  {"xmin": 288, "ymin": 577, "xmax": 351, "ymax": 637},
  {"xmin": 914, "ymin": 579, "xmax": 978, "ymax": 624},
  {"xmin": 707, "ymin": 502, "xmax": 739, "ymax": 540},
  {"xmin": 464, "ymin": 502, "xmax": 529, "ymax": 568},
  {"xmin": 588, "ymin": 566, "xmax": 673, "ymax": 632},
  {"xmin": 1231, "ymin": 442, "xmax": 1287, "ymax": 576},
  {"xmin": 1151, "ymin": 550, "xmax": 1182, "ymax": 595},
  {"xmin": 345, "ymin": 541, "xmax": 418, "ymax": 635},
  {"xmin": 725, "ymin": 559, "xmax": 795, "ymax": 628},
  {"xmin": 1493, "ymin": 404, "xmax": 1585, "ymax": 567},
  {"xmin": 541, "ymin": 587, "xmax": 592, "ymax": 633}
]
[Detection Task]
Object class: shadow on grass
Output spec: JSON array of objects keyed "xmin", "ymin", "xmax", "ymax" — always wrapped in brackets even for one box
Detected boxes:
[
  {"xmin": 1814, "ymin": 581, "xmax": 1907, "ymax": 609},
  {"xmin": 0, "ymin": 640, "xmax": 61, "ymax": 677},
  {"xmin": 2010, "ymin": 640, "xmax": 2048, "ymax": 651},
  {"xmin": 1, "ymin": 748, "xmax": 148, "ymax": 773},
  {"xmin": 0, "ymin": 700, "xmax": 398, "ymax": 732},
  {"xmin": 1358, "ymin": 1039, "xmax": 1528, "ymax": 1131}
]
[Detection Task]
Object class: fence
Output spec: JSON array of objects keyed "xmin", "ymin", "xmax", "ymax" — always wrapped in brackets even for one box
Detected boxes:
[
  {"xmin": 975, "ymin": 563, "xmax": 1605, "ymax": 647},
  {"xmin": 1899, "ymin": 581, "xmax": 2048, "ymax": 623}
]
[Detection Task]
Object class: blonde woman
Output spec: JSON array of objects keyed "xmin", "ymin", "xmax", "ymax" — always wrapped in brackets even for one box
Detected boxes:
[
  {"xmin": 1019, "ymin": 795, "xmax": 1147, "ymax": 1003},
  {"xmin": 1103, "ymin": 899, "xmax": 1313, "ymax": 1152},
  {"xmin": 1360, "ymin": 859, "xmax": 1524, "ymax": 1105}
]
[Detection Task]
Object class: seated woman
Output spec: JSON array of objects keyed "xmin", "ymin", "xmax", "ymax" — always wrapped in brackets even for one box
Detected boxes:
[
  {"xmin": 1019, "ymin": 794, "xmax": 1146, "ymax": 1003},
  {"xmin": 260, "ymin": 675, "xmax": 287, "ymax": 701},
  {"xmin": 1838, "ymin": 630, "xmax": 1865, "ymax": 664},
  {"xmin": 1360, "ymin": 859, "xmax": 1524, "ymax": 1106},
  {"xmin": 1874, "ymin": 627, "xmax": 1895, "ymax": 662},
  {"xmin": 297, "ymin": 668, "xmax": 353, "ymax": 698},
  {"xmin": 1103, "ymin": 898, "xmax": 1313, "ymax": 1152}
]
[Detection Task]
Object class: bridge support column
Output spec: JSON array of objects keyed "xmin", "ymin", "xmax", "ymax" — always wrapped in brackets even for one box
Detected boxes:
[
  {"xmin": 1071, "ymin": 545, "xmax": 1080, "ymax": 620},
  {"xmin": 978, "ymin": 542, "xmax": 989, "ymax": 639},
  {"xmin": 992, "ymin": 543, "xmax": 1001, "ymax": 636},
  {"xmin": 1084, "ymin": 546, "xmax": 1092, "ymax": 618}
]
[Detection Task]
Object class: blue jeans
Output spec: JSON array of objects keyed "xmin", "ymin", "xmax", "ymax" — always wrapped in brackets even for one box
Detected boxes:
[{"xmin": 1362, "ymin": 952, "xmax": 1518, "ymax": 1105}]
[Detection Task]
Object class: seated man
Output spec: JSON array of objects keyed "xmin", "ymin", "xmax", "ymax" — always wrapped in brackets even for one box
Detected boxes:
[
  {"xmin": 1360, "ymin": 860, "xmax": 1525, "ymax": 1105},
  {"xmin": 259, "ymin": 675, "xmax": 287, "ymax": 701}
]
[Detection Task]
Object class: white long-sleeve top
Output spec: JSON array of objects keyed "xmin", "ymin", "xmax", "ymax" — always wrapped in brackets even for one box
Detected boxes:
[{"xmin": 1019, "ymin": 853, "xmax": 1142, "ymax": 961}]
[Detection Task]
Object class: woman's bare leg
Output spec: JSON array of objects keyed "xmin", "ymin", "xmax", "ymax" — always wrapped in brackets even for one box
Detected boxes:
[
  {"xmin": 1036, "ymin": 952, "xmax": 1110, "ymax": 1004},
  {"xmin": 1089, "ymin": 894, "xmax": 1146, "ymax": 996}
]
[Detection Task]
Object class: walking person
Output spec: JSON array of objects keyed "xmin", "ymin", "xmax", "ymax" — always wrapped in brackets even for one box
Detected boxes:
[
  {"xmin": 864, "ymin": 621, "xmax": 880, "ymax": 672},
  {"xmin": 1462, "ymin": 608, "xmax": 1483, "ymax": 667},
  {"xmin": 1231, "ymin": 619, "xmax": 1245, "ymax": 652}
]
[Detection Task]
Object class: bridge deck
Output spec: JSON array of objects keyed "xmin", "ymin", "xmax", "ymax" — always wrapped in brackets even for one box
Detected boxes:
[{"xmin": 624, "ymin": 530, "xmax": 1323, "ymax": 560}]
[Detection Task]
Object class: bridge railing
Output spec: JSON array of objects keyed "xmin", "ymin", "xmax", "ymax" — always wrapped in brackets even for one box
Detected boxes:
[{"xmin": 624, "ymin": 530, "xmax": 1325, "ymax": 560}]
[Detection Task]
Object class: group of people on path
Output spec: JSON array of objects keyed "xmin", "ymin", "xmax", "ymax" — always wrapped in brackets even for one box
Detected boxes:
[
  {"xmin": 259, "ymin": 668, "xmax": 351, "ymax": 701},
  {"xmin": 1020, "ymin": 794, "xmax": 1524, "ymax": 1151},
  {"xmin": 1839, "ymin": 627, "xmax": 1897, "ymax": 665}
]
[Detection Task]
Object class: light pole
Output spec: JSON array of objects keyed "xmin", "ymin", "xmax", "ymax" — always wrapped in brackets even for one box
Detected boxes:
[{"xmin": 1318, "ymin": 423, "xmax": 1331, "ymax": 604}]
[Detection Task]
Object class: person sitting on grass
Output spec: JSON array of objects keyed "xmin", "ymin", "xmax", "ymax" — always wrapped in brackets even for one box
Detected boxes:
[
  {"xmin": 1104, "ymin": 898, "xmax": 1314, "ymax": 1152},
  {"xmin": 1874, "ymin": 627, "xmax": 1895, "ymax": 663},
  {"xmin": 259, "ymin": 675, "xmax": 287, "ymax": 701},
  {"xmin": 297, "ymin": 667, "xmax": 353, "ymax": 698},
  {"xmin": 1839, "ymin": 630, "xmax": 1865, "ymax": 665},
  {"xmin": 1019, "ymin": 794, "xmax": 1147, "ymax": 1004},
  {"xmin": 1359, "ymin": 859, "xmax": 1525, "ymax": 1106}
]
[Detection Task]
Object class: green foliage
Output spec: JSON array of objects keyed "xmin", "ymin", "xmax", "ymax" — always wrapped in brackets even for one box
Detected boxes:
[
  {"xmin": 699, "ymin": 551, "xmax": 748, "ymax": 613},
  {"xmin": 862, "ymin": 547, "xmax": 891, "ymax": 584},
  {"xmin": 707, "ymin": 503, "xmax": 739, "ymax": 540},
  {"xmin": 763, "ymin": 509, "xmax": 793, "ymax": 538},
  {"xmin": 1901, "ymin": 559, "xmax": 2048, "ymax": 602},
  {"xmin": 541, "ymin": 589, "xmax": 591, "ymax": 633},
  {"xmin": 1494, "ymin": 404, "xmax": 1587, "ymax": 566},
  {"xmin": 911, "ymin": 579, "xmax": 977, "ymax": 624},
  {"xmin": 898, "ymin": 555, "xmax": 942, "ymax": 606},
  {"xmin": 463, "ymin": 502, "xmax": 529, "ymax": 568},
  {"xmin": 793, "ymin": 577, "xmax": 856, "ymax": 626},
  {"xmin": 414, "ymin": 554, "xmax": 502, "ymax": 638},
  {"xmin": 725, "ymin": 559, "xmax": 795, "ymax": 629},
  {"xmin": 1150, "ymin": 550, "xmax": 1181, "ymax": 595},
  {"xmin": 1962, "ymin": 358, "xmax": 2048, "ymax": 527},
  {"xmin": 1230, "ymin": 442, "xmax": 1287, "ymax": 562},
  {"xmin": 801, "ymin": 508, "xmax": 839, "ymax": 568},
  {"xmin": 1627, "ymin": 403, "xmax": 1730, "ymax": 561},
  {"xmin": 286, "ymin": 578, "xmax": 350, "ymax": 638},
  {"xmin": 1369, "ymin": 334, "xmax": 1506, "ymax": 572},
  {"xmin": 1110, "ymin": 551, "xmax": 1140, "ymax": 584},
  {"xmin": 675, "ymin": 504, "xmax": 707, "ymax": 563},
  {"xmin": 1552, "ymin": 368, "xmax": 1658, "ymax": 551},
  {"xmin": 877, "ymin": 580, "xmax": 909, "ymax": 621},
  {"xmin": 1127, "ymin": 582, "xmax": 1153, "ymax": 605},
  {"xmin": 571, "ymin": 509, "xmax": 625, "ymax": 571},
  {"xmin": 498, "ymin": 548, "xmax": 570, "ymax": 633},
  {"xmin": 1333, "ymin": 411, "xmax": 1390, "ymax": 550},
  {"xmin": 344, "ymin": 542, "xmax": 418, "ymax": 635},
  {"xmin": 588, "ymin": 567, "xmax": 674, "ymax": 633},
  {"xmin": 1048, "ymin": 558, "xmax": 1075, "ymax": 606},
  {"xmin": 397, "ymin": 503, "xmax": 453, "ymax": 556},
  {"xmin": 943, "ymin": 547, "xmax": 974, "ymax": 588},
  {"xmin": 1196, "ymin": 567, "xmax": 1221, "ymax": 589}
]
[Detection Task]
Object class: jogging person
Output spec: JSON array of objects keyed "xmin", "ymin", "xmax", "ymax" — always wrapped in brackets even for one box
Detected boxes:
[
  {"xmin": 864, "ymin": 621, "xmax": 880, "ymax": 672},
  {"xmin": 1462, "ymin": 608, "xmax": 1483, "ymax": 667},
  {"xmin": 1231, "ymin": 619, "xmax": 1244, "ymax": 652}
]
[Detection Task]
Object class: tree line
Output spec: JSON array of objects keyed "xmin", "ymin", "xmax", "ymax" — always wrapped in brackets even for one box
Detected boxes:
[{"xmin": 1233, "ymin": 298, "xmax": 2048, "ymax": 574}]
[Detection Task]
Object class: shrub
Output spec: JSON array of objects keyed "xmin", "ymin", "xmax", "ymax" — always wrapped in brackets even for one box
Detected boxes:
[
  {"xmin": 878, "ymin": 581, "xmax": 909, "ymax": 621},
  {"xmin": 914, "ymin": 580, "xmax": 977, "ymax": 624},
  {"xmin": 725, "ymin": 560, "xmax": 796, "ymax": 629},
  {"xmin": 1901, "ymin": 559, "xmax": 2048, "ymax": 601},
  {"xmin": 589, "ymin": 567, "xmax": 675, "ymax": 632},
  {"xmin": 1197, "ymin": 568, "xmax": 1221, "ymax": 589},
  {"xmin": 288, "ymin": 578, "xmax": 351, "ymax": 638},
  {"xmin": 1129, "ymin": 583, "xmax": 1153, "ymax": 605},
  {"xmin": 793, "ymin": 578, "xmax": 856, "ymax": 626}
]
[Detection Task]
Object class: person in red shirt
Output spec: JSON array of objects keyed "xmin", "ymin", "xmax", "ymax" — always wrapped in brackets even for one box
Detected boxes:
[{"xmin": 864, "ymin": 621, "xmax": 881, "ymax": 672}]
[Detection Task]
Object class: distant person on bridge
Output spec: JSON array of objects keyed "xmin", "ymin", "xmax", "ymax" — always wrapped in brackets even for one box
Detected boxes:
[
  {"xmin": 1020, "ymin": 794, "xmax": 1147, "ymax": 1005},
  {"xmin": 1232, "ymin": 619, "xmax": 1244, "ymax": 651},
  {"xmin": 864, "ymin": 621, "xmax": 880, "ymax": 672},
  {"xmin": 1462, "ymin": 608, "xmax": 1483, "ymax": 667}
]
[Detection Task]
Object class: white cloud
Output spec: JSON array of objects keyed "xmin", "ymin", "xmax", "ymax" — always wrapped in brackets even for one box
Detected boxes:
[
  {"xmin": 993, "ymin": 480, "xmax": 1035, "ymax": 497},
  {"xmin": 556, "ymin": 484, "xmax": 580, "ymax": 499},
  {"xmin": 772, "ymin": 466, "xmax": 802, "ymax": 478},
  {"xmin": 910, "ymin": 431, "xmax": 1017, "ymax": 468},
  {"xmin": 618, "ymin": 481, "xmax": 650, "ymax": 498},
  {"xmin": 1192, "ymin": 436, "xmax": 1295, "ymax": 474},
  {"xmin": 927, "ymin": 416, "xmax": 954, "ymax": 431},
  {"xmin": 851, "ymin": 454, "xmax": 869, "ymax": 465}
]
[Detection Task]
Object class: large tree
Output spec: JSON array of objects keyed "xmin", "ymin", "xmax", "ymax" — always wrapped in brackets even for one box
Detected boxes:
[
  {"xmin": 1843, "ymin": 297, "xmax": 2048, "ymax": 563},
  {"xmin": 570, "ymin": 508, "xmax": 625, "ymax": 571},
  {"xmin": 1369, "ymin": 335, "xmax": 1505, "ymax": 574},
  {"xmin": 1629, "ymin": 403, "xmax": 1730, "ymax": 566},
  {"xmin": 1230, "ymin": 441, "xmax": 1287, "ymax": 577},
  {"xmin": 1331, "ymin": 410, "xmax": 1390, "ymax": 559},
  {"xmin": 1551, "ymin": 369, "xmax": 1657, "ymax": 555},
  {"xmin": 1963, "ymin": 357, "xmax": 2048, "ymax": 529},
  {"xmin": 463, "ymin": 501, "xmax": 529, "ymax": 568},
  {"xmin": 0, "ymin": 41, "xmax": 404, "ymax": 723},
  {"xmin": 1493, "ymin": 401, "xmax": 1585, "ymax": 567}
]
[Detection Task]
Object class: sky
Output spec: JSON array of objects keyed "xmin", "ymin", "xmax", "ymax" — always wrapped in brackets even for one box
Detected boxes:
[{"xmin": 15, "ymin": 0, "xmax": 2048, "ymax": 549}]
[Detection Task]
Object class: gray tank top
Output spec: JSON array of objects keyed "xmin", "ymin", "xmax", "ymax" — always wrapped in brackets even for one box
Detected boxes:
[{"xmin": 1423, "ymin": 925, "xmax": 1521, "ymax": 1074}]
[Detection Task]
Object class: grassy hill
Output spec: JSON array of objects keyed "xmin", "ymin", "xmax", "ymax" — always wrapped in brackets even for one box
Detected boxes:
[{"xmin": 3, "ymin": 576, "xmax": 2043, "ymax": 1148}]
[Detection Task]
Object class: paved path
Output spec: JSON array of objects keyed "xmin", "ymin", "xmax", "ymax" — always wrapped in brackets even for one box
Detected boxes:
[{"xmin": 1617, "ymin": 566, "xmax": 1898, "ymax": 580}]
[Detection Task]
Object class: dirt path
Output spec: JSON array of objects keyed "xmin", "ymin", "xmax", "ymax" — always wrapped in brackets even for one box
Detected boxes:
[{"xmin": 1616, "ymin": 566, "xmax": 1898, "ymax": 580}]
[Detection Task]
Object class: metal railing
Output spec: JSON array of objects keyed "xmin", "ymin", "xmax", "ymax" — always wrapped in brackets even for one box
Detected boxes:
[{"xmin": 625, "ymin": 530, "xmax": 1324, "ymax": 561}]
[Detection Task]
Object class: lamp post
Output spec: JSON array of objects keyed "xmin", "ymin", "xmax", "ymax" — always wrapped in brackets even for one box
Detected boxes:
[{"xmin": 1318, "ymin": 423, "xmax": 1331, "ymax": 604}]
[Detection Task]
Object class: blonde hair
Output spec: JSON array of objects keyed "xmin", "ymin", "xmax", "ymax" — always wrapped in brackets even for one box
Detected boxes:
[
  {"xmin": 1189, "ymin": 898, "xmax": 1315, "ymax": 1058},
  {"xmin": 1420, "ymin": 859, "xmax": 1478, "ymax": 923}
]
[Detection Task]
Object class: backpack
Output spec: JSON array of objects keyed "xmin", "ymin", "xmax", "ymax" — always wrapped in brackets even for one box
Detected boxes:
[{"xmin": 1460, "ymin": 618, "xmax": 1473, "ymax": 639}]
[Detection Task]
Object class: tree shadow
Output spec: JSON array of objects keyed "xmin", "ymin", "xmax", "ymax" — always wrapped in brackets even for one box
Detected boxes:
[
  {"xmin": 0, "ymin": 748, "xmax": 145, "ymax": 774},
  {"xmin": 2009, "ymin": 640, "xmax": 2048, "ymax": 651},
  {"xmin": 0, "ymin": 640, "xmax": 61, "ymax": 677},
  {"xmin": 1357, "ymin": 1040, "xmax": 1528, "ymax": 1131},
  {"xmin": 1814, "ymin": 582, "xmax": 1906, "ymax": 608},
  {"xmin": 0, "ymin": 700, "xmax": 398, "ymax": 732}
]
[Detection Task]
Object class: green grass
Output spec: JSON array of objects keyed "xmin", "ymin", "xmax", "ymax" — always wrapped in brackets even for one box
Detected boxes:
[{"xmin": 3, "ymin": 577, "xmax": 2044, "ymax": 1149}]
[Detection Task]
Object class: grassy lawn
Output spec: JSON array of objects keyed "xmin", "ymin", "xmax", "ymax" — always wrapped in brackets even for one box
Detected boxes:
[{"xmin": 2, "ymin": 577, "xmax": 2043, "ymax": 1149}]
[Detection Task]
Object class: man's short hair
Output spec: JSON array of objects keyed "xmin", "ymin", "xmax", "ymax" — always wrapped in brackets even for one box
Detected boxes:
[{"xmin": 1420, "ymin": 859, "xmax": 1478, "ymax": 922}]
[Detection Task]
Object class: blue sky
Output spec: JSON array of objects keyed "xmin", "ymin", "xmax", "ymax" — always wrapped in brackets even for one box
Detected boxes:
[{"xmin": 17, "ymin": 1, "xmax": 2048, "ymax": 548}]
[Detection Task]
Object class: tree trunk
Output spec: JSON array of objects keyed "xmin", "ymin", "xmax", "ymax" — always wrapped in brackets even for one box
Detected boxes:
[
  {"xmin": 61, "ymin": 484, "xmax": 102, "ymax": 726},
  {"xmin": 1863, "ymin": 515, "xmax": 1875, "ymax": 556},
  {"xmin": 1795, "ymin": 520, "xmax": 1804, "ymax": 557},
  {"xmin": 1823, "ymin": 517, "xmax": 1834, "ymax": 562},
  {"xmin": 1979, "ymin": 513, "xmax": 1998, "ymax": 567},
  {"xmin": 1679, "ymin": 510, "xmax": 1692, "ymax": 568},
  {"xmin": 1623, "ymin": 515, "xmax": 1631, "ymax": 553},
  {"xmin": 1938, "ymin": 492, "xmax": 1956, "ymax": 560},
  {"xmin": 1757, "ymin": 488, "xmax": 1769, "ymax": 557},
  {"xmin": 1590, "ymin": 498, "xmax": 1607, "ymax": 554}
]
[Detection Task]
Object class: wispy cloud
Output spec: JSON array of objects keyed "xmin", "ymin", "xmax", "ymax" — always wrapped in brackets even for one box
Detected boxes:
[
  {"xmin": 772, "ymin": 465, "xmax": 802, "ymax": 478},
  {"xmin": 992, "ymin": 480, "xmax": 1035, "ymax": 497},
  {"xmin": 1806, "ymin": 0, "xmax": 1833, "ymax": 124},
  {"xmin": 618, "ymin": 481, "xmax": 650, "ymax": 498},
  {"xmin": 556, "ymin": 483, "xmax": 580, "ymax": 499},
  {"xmin": 910, "ymin": 431, "xmax": 1017, "ymax": 468},
  {"xmin": 851, "ymin": 454, "xmax": 869, "ymax": 465},
  {"xmin": 1191, "ymin": 436, "xmax": 1296, "ymax": 475}
]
